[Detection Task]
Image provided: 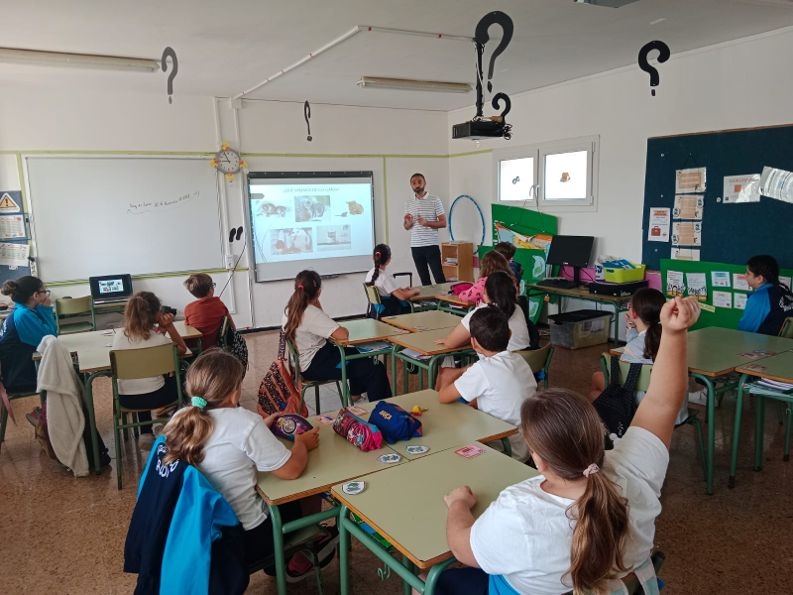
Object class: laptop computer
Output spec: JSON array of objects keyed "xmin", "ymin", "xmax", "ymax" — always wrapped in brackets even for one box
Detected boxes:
[{"xmin": 89, "ymin": 274, "xmax": 133, "ymax": 305}]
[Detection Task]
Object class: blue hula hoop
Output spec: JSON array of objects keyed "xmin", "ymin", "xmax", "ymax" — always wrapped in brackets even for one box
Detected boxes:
[{"xmin": 448, "ymin": 194, "xmax": 485, "ymax": 246}]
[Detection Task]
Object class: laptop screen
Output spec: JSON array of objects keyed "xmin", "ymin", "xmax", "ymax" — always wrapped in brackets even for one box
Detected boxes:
[{"xmin": 89, "ymin": 274, "xmax": 133, "ymax": 301}]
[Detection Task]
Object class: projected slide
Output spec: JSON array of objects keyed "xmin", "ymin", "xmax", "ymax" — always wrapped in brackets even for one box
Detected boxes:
[{"xmin": 248, "ymin": 172, "xmax": 376, "ymax": 281}]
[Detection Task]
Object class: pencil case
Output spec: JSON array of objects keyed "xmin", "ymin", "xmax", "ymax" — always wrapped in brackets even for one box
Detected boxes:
[{"xmin": 332, "ymin": 408, "xmax": 383, "ymax": 451}]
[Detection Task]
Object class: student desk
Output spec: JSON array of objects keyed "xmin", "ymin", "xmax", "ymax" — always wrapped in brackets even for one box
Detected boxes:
[
  {"xmin": 527, "ymin": 282, "xmax": 631, "ymax": 342},
  {"xmin": 357, "ymin": 389, "xmax": 517, "ymax": 460},
  {"xmin": 54, "ymin": 321, "xmax": 201, "ymax": 473},
  {"xmin": 729, "ymin": 350, "xmax": 793, "ymax": 488},
  {"xmin": 332, "ymin": 318, "xmax": 408, "ymax": 406},
  {"xmin": 409, "ymin": 282, "xmax": 454, "ymax": 303},
  {"xmin": 256, "ymin": 421, "xmax": 406, "ymax": 595},
  {"xmin": 388, "ymin": 328, "xmax": 475, "ymax": 394},
  {"xmin": 382, "ymin": 310, "xmax": 462, "ymax": 333},
  {"xmin": 434, "ymin": 293, "xmax": 474, "ymax": 315},
  {"xmin": 333, "ymin": 445, "xmax": 538, "ymax": 595}
]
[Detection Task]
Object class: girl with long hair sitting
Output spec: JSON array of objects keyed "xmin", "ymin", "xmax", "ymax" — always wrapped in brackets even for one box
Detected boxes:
[
  {"xmin": 457, "ymin": 250, "xmax": 513, "ymax": 306},
  {"xmin": 365, "ymin": 243, "xmax": 419, "ymax": 316}
]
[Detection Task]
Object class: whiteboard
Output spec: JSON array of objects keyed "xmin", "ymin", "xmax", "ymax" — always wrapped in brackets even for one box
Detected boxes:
[{"xmin": 26, "ymin": 157, "xmax": 224, "ymax": 282}]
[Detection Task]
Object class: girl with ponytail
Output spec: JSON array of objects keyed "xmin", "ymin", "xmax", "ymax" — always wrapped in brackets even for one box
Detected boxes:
[
  {"xmin": 283, "ymin": 270, "xmax": 392, "ymax": 402},
  {"xmin": 365, "ymin": 244, "xmax": 419, "ymax": 316},
  {"xmin": 439, "ymin": 297, "xmax": 700, "ymax": 595}
]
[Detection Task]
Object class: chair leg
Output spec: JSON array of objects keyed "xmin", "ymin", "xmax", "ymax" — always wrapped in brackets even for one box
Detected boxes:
[
  {"xmin": 690, "ymin": 414, "xmax": 706, "ymax": 482},
  {"xmin": 0, "ymin": 404, "xmax": 8, "ymax": 453},
  {"xmin": 114, "ymin": 409, "xmax": 124, "ymax": 490},
  {"xmin": 783, "ymin": 404, "xmax": 793, "ymax": 462},
  {"xmin": 335, "ymin": 382, "xmax": 343, "ymax": 407},
  {"xmin": 314, "ymin": 385, "xmax": 321, "ymax": 416},
  {"xmin": 754, "ymin": 397, "xmax": 766, "ymax": 472}
]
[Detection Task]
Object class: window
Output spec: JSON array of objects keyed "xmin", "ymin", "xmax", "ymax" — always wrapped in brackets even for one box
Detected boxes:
[{"xmin": 495, "ymin": 135, "xmax": 598, "ymax": 209}]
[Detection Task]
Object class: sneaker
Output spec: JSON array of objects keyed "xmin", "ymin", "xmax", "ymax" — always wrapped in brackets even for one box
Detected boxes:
[{"xmin": 137, "ymin": 433, "xmax": 155, "ymax": 451}]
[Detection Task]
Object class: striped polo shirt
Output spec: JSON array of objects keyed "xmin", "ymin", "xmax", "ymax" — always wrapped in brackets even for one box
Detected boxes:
[{"xmin": 405, "ymin": 193, "xmax": 445, "ymax": 247}]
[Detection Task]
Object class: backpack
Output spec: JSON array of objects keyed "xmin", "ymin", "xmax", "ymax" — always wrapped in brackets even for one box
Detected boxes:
[
  {"xmin": 218, "ymin": 317, "xmax": 249, "ymax": 371},
  {"xmin": 592, "ymin": 356, "xmax": 643, "ymax": 439},
  {"xmin": 257, "ymin": 332, "xmax": 308, "ymax": 417}
]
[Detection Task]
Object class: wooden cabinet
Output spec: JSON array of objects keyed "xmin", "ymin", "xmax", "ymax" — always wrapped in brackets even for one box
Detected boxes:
[{"xmin": 441, "ymin": 241, "xmax": 473, "ymax": 282}]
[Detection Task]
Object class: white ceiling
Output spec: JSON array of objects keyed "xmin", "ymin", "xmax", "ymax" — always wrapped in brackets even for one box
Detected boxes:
[{"xmin": 3, "ymin": 0, "xmax": 793, "ymax": 111}]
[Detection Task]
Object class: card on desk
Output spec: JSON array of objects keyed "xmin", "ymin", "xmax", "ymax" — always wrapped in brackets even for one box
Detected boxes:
[{"xmin": 455, "ymin": 444, "xmax": 485, "ymax": 459}]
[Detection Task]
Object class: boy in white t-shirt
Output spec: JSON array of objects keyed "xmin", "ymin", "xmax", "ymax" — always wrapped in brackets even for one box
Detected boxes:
[{"xmin": 438, "ymin": 306, "xmax": 537, "ymax": 461}]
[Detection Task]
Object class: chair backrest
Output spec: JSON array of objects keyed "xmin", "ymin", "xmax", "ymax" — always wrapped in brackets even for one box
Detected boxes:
[
  {"xmin": 55, "ymin": 296, "xmax": 93, "ymax": 316},
  {"xmin": 111, "ymin": 343, "xmax": 180, "ymax": 380},
  {"xmin": 779, "ymin": 317, "xmax": 793, "ymax": 339},
  {"xmin": 517, "ymin": 344, "xmax": 552, "ymax": 373},
  {"xmin": 217, "ymin": 315, "xmax": 231, "ymax": 347},
  {"xmin": 284, "ymin": 336, "xmax": 303, "ymax": 379},
  {"xmin": 363, "ymin": 283, "xmax": 381, "ymax": 306},
  {"xmin": 600, "ymin": 353, "xmax": 653, "ymax": 392}
]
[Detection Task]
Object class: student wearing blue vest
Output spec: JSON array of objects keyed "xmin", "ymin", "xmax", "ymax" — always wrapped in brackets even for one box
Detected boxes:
[
  {"xmin": 739, "ymin": 254, "xmax": 793, "ymax": 335},
  {"xmin": 0, "ymin": 276, "xmax": 57, "ymax": 392}
]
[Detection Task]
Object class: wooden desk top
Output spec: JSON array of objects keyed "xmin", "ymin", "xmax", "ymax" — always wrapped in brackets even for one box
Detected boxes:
[
  {"xmin": 331, "ymin": 444, "xmax": 537, "ymax": 569},
  {"xmin": 734, "ymin": 350, "xmax": 793, "ymax": 384},
  {"xmin": 527, "ymin": 283, "xmax": 632, "ymax": 306},
  {"xmin": 382, "ymin": 310, "xmax": 462, "ymax": 333},
  {"xmin": 411, "ymin": 283, "xmax": 454, "ymax": 301},
  {"xmin": 256, "ymin": 422, "xmax": 404, "ymax": 505},
  {"xmin": 334, "ymin": 318, "xmax": 408, "ymax": 346},
  {"xmin": 686, "ymin": 327, "xmax": 793, "ymax": 377},
  {"xmin": 357, "ymin": 390, "xmax": 516, "ymax": 460},
  {"xmin": 435, "ymin": 294, "xmax": 472, "ymax": 308},
  {"xmin": 388, "ymin": 328, "xmax": 467, "ymax": 356}
]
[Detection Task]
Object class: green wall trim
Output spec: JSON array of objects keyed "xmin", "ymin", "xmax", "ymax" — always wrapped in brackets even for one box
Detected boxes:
[{"xmin": 10, "ymin": 150, "xmax": 215, "ymax": 156}]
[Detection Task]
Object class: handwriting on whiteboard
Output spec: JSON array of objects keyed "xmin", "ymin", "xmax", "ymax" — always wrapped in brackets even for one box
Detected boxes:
[{"xmin": 127, "ymin": 191, "xmax": 199, "ymax": 215}]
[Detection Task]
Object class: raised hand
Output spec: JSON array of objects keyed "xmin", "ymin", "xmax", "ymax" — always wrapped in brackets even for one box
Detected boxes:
[{"xmin": 661, "ymin": 296, "xmax": 700, "ymax": 332}]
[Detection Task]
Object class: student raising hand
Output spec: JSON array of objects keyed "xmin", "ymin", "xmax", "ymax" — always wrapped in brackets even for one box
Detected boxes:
[{"xmin": 661, "ymin": 295, "xmax": 701, "ymax": 332}]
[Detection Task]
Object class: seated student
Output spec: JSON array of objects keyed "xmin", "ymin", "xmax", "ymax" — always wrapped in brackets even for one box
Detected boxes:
[
  {"xmin": 0, "ymin": 276, "xmax": 57, "ymax": 393},
  {"xmin": 589, "ymin": 287, "xmax": 689, "ymax": 425},
  {"xmin": 112, "ymin": 292, "xmax": 188, "ymax": 450},
  {"xmin": 364, "ymin": 244, "xmax": 419, "ymax": 317},
  {"xmin": 457, "ymin": 251, "xmax": 513, "ymax": 306},
  {"xmin": 184, "ymin": 273, "xmax": 230, "ymax": 349},
  {"xmin": 493, "ymin": 241, "xmax": 524, "ymax": 285},
  {"xmin": 283, "ymin": 270, "xmax": 391, "ymax": 403},
  {"xmin": 435, "ymin": 272, "xmax": 533, "ymax": 390},
  {"xmin": 161, "ymin": 350, "xmax": 333, "ymax": 582},
  {"xmin": 739, "ymin": 254, "xmax": 793, "ymax": 335},
  {"xmin": 439, "ymin": 296, "xmax": 700, "ymax": 595},
  {"xmin": 438, "ymin": 307, "xmax": 537, "ymax": 462}
]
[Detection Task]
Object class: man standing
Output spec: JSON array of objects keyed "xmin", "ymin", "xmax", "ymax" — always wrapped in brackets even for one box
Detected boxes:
[{"xmin": 403, "ymin": 172, "xmax": 447, "ymax": 285}]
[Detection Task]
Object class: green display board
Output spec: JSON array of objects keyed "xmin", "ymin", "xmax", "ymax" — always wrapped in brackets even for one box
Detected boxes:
[{"xmin": 660, "ymin": 258, "xmax": 793, "ymax": 330}]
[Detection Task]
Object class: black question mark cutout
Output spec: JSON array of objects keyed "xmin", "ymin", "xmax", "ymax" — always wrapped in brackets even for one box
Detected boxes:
[
  {"xmin": 638, "ymin": 40, "xmax": 670, "ymax": 97},
  {"xmin": 304, "ymin": 101, "xmax": 312, "ymax": 142},
  {"xmin": 474, "ymin": 11, "xmax": 514, "ymax": 94},
  {"xmin": 161, "ymin": 47, "xmax": 178, "ymax": 104}
]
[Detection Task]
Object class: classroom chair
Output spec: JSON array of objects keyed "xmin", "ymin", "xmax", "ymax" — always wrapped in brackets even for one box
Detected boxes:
[
  {"xmin": 561, "ymin": 550, "xmax": 665, "ymax": 595},
  {"xmin": 363, "ymin": 283, "xmax": 385, "ymax": 319},
  {"xmin": 285, "ymin": 338, "xmax": 343, "ymax": 415},
  {"xmin": 600, "ymin": 354, "xmax": 706, "ymax": 478},
  {"xmin": 110, "ymin": 343, "xmax": 184, "ymax": 490},
  {"xmin": 0, "ymin": 385, "xmax": 43, "ymax": 455},
  {"xmin": 516, "ymin": 343, "xmax": 554, "ymax": 388},
  {"xmin": 55, "ymin": 296, "xmax": 96, "ymax": 335},
  {"xmin": 778, "ymin": 317, "xmax": 793, "ymax": 339}
]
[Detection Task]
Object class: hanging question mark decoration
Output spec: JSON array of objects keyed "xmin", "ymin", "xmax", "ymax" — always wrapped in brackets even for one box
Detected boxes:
[
  {"xmin": 161, "ymin": 46, "xmax": 178, "ymax": 104},
  {"xmin": 304, "ymin": 100, "xmax": 312, "ymax": 141},
  {"xmin": 451, "ymin": 11, "xmax": 514, "ymax": 140},
  {"xmin": 637, "ymin": 40, "xmax": 670, "ymax": 97}
]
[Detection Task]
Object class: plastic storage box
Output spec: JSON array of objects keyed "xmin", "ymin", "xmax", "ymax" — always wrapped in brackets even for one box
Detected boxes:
[
  {"xmin": 548, "ymin": 310, "xmax": 612, "ymax": 350},
  {"xmin": 603, "ymin": 264, "xmax": 646, "ymax": 283}
]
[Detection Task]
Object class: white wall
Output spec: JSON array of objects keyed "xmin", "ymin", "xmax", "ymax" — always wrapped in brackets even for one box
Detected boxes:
[{"xmin": 447, "ymin": 26, "xmax": 793, "ymax": 261}]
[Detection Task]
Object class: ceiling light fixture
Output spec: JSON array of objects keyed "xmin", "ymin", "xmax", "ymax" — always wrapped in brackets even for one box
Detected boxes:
[
  {"xmin": 0, "ymin": 47, "xmax": 160, "ymax": 73},
  {"xmin": 356, "ymin": 76, "xmax": 472, "ymax": 94}
]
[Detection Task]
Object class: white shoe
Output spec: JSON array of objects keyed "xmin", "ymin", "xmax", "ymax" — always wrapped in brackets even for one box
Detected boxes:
[{"xmin": 688, "ymin": 388, "xmax": 708, "ymax": 407}]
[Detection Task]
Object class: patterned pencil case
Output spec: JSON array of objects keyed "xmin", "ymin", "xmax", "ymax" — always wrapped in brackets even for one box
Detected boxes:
[{"xmin": 332, "ymin": 408, "xmax": 383, "ymax": 452}]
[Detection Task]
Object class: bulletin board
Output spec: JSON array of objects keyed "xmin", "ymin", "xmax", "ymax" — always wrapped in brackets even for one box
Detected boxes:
[
  {"xmin": 642, "ymin": 124, "xmax": 793, "ymax": 271},
  {"xmin": 660, "ymin": 258, "xmax": 793, "ymax": 330},
  {"xmin": 0, "ymin": 192, "xmax": 32, "ymax": 285}
]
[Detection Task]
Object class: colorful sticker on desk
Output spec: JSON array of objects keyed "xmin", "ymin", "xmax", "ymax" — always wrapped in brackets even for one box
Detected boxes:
[
  {"xmin": 342, "ymin": 481, "xmax": 366, "ymax": 495},
  {"xmin": 406, "ymin": 445, "xmax": 429, "ymax": 455},
  {"xmin": 742, "ymin": 363, "xmax": 767, "ymax": 371},
  {"xmin": 738, "ymin": 350, "xmax": 776, "ymax": 359},
  {"xmin": 377, "ymin": 453, "xmax": 402, "ymax": 464},
  {"xmin": 455, "ymin": 444, "xmax": 484, "ymax": 459}
]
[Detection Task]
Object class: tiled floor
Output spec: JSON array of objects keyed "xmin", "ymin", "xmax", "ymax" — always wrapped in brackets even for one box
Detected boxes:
[{"xmin": 1, "ymin": 329, "xmax": 792, "ymax": 594}]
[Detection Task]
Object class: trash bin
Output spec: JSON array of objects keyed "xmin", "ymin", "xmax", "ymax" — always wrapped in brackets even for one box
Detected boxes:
[{"xmin": 548, "ymin": 309, "xmax": 612, "ymax": 350}]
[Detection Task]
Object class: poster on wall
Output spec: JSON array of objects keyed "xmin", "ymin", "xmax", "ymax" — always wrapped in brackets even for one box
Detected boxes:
[
  {"xmin": 647, "ymin": 207, "xmax": 670, "ymax": 242},
  {"xmin": 0, "ymin": 242, "xmax": 29, "ymax": 267},
  {"xmin": 673, "ymin": 195, "xmax": 704, "ymax": 219},
  {"xmin": 675, "ymin": 167, "xmax": 707, "ymax": 193},
  {"xmin": 671, "ymin": 221, "xmax": 702, "ymax": 246},
  {"xmin": 666, "ymin": 270, "xmax": 685, "ymax": 295},
  {"xmin": 671, "ymin": 247, "xmax": 700, "ymax": 261},
  {"xmin": 722, "ymin": 174, "xmax": 761, "ymax": 203},
  {"xmin": 686, "ymin": 272, "xmax": 707, "ymax": 300},
  {"xmin": 759, "ymin": 166, "xmax": 793, "ymax": 203}
]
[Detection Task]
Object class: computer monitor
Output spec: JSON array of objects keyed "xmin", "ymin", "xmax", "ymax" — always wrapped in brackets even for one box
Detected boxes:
[
  {"xmin": 546, "ymin": 235, "xmax": 595, "ymax": 286},
  {"xmin": 89, "ymin": 274, "xmax": 133, "ymax": 303}
]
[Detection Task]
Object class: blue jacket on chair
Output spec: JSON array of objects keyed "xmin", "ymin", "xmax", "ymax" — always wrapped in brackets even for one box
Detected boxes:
[{"xmin": 124, "ymin": 436, "xmax": 248, "ymax": 595}]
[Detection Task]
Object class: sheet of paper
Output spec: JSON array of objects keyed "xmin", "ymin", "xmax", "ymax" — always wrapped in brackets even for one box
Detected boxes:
[
  {"xmin": 734, "ymin": 293, "xmax": 748, "ymax": 310},
  {"xmin": 733, "ymin": 273, "xmax": 749, "ymax": 291},
  {"xmin": 780, "ymin": 276, "xmax": 792, "ymax": 290},
  {"xmin": 711, "ymin": 271, "xmax": 731, "ymax": 288},
  {"xmin": 647, "ymin": 207, "xmax": 670, "ymax": 242},
  {"xmin": 722, "ymin": 174, "xmax": 761, "ymax": 203},
  {"xmin": 673, "ymin": 195, "xmax": 704, "ymax": 219},
  {"xmin": 0, "ymin": 215, "xmax": 26, "ymax": 239},
  {"xmin": 700, "ymin": 302, "xmax": 716, "ymax": 313},
  {"xmin": 712, "ymin": 291, "xmax": 732, "ymax": 309},
  {"xmin": 671, "ymin": 247, "xmax": 700, "ymax": 261},
  {"xmin": 672, "ymin": 222, "xmax": 702, "ymax": 246},
  {"xmin": 760, "ymin": 166, "xmax": 793, "ymax": 203},
  {"xmin": 666, "ymin": 270, "xmax": 685, "ymax": 296},
  {"xmin": 0, "ymin": 242, "xmax": 29, "ymax": 267},
  {"xmin": 686, "ymin": 273, "xmax": 707, "ymax": 300},
  {"xmin": 675, "ymin": 167, "xmax": 707, "ymax": 193}
]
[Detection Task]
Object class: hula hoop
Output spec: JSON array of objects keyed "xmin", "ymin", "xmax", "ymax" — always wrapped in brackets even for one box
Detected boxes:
[{"xmin": 448, "ymin": 194, "xmax": 486, "ymax": 246}]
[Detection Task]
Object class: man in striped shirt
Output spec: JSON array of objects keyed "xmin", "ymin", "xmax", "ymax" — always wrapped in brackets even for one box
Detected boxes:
[{"xmin": 403, "ymin": 172, "xmax": 447, "ymax": 285}]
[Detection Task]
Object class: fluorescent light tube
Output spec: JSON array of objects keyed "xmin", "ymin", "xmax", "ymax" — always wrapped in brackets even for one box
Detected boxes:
[
  {"xmin": 0, "ymin": 47, "xmax": 160, "ymax": 73},
  {"xmin": 356, "ymin": 76, "xmax": 472, "ymax": 93}
]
